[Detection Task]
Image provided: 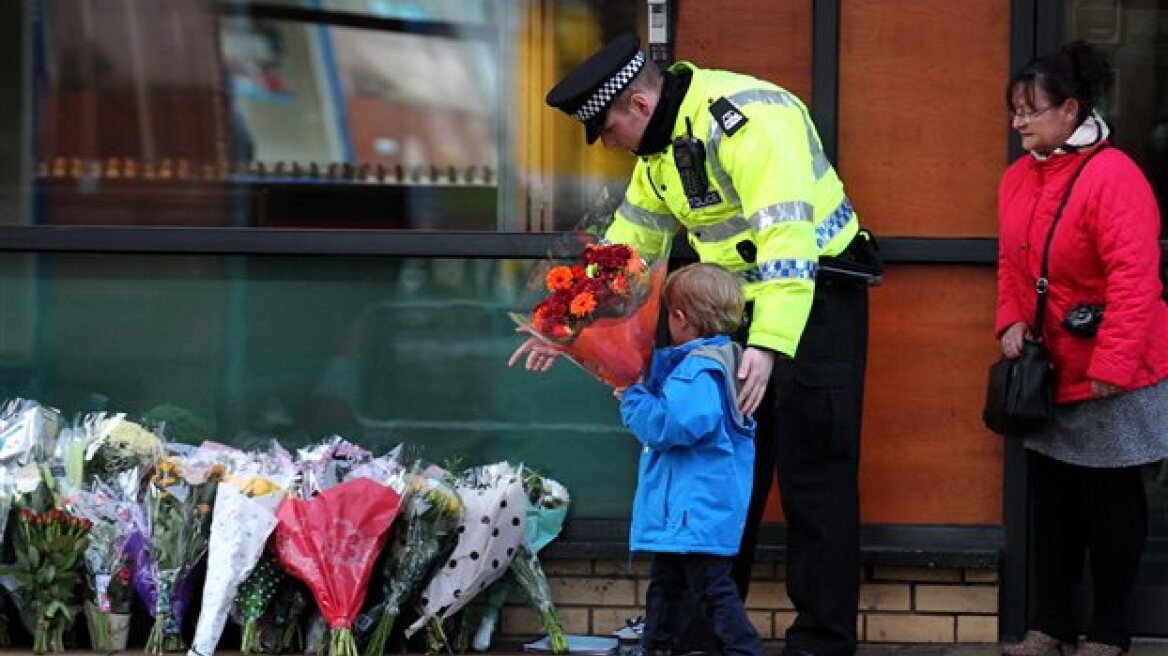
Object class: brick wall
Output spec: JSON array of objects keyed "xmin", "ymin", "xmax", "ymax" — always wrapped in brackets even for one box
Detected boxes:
[{"xmin": 496, "ymin": 560, "xmax": 1000, "ymax": 645}]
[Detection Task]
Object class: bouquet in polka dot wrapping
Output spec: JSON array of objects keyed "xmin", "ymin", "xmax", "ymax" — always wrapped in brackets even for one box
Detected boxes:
[
  {"xmin": 474, "ymin": 471, "xmax": 570, "ymax": 654},
  {"xmin": 273, "ymin": 477, "xmax": 403, "ymax": 656},
  {"xmin": 405, "ymin": 463, "xmax": 528, "ymax": 640}
]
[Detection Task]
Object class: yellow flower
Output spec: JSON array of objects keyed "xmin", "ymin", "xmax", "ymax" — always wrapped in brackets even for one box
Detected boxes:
[{"xmin": 241, "ymin": 477, "xmax": 279, "ymax": 497}]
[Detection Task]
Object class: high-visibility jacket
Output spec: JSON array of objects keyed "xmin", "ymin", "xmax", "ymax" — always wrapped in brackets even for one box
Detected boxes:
[{"xmin": 606, "ymin": 62, "xmax": 859, "ymax": 356}]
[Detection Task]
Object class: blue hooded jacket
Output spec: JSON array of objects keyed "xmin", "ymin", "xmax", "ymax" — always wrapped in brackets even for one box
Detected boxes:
[{"xmin": 619, "ymin": 335, "xmax": 757, "ymax": 555}]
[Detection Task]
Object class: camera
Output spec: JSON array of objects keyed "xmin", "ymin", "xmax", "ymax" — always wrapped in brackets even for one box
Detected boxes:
[{"xmin": 1062, "ymin": 303, "xmax": 1104, "ymax": 338}]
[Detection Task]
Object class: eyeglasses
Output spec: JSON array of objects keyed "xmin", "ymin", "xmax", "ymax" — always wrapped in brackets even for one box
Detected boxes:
[{"xmin": 1009, "ymin": 105, "xmax": 1057, "ymax": 121}]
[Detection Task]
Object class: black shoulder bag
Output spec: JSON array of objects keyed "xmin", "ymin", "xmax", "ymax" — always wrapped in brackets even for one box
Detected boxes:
[{"xmin": 983, "ymin": 146, "xmax": 1107, "ymax": 435}]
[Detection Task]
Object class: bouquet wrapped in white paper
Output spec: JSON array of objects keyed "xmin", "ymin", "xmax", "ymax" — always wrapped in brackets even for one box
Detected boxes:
[{"xmin": 188, "ymin": 484, "xmax": 285, "ymax": 656}]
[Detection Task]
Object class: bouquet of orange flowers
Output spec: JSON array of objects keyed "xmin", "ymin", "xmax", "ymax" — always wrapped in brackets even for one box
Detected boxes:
[
  {"xmin": 512, "ymin": 210, "xmax": 671, "ymax": 388},
  {"xmin": 533, "ymin": 242, "xmax": 647, "ymax": 339}
]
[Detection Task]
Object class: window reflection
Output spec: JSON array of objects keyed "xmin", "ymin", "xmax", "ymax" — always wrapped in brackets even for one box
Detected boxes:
[
  {"xmin": 25, "ymin": 0, "xmax": 636, "ymax": 232},
  {"xmin": 0, "ymin": 252, "xmax": 637, "ymax": 516},
  {"xmin": 1065, "ymin": 0, "xmax": 1168, "ymax": 230},
  {"xmin": 1064, "ymin": 0, "xmax": 1168, "ymax": 610}
]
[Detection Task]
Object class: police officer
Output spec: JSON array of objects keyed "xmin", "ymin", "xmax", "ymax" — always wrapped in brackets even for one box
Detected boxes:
[{"xmin": 510, "ymin": 34, "xmax": 879, "ymax": 656}]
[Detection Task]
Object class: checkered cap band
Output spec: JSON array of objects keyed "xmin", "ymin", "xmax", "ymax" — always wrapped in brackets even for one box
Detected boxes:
[{"xmin": 574, "ymin": 51, "xmax": 646, "ymax": 123}]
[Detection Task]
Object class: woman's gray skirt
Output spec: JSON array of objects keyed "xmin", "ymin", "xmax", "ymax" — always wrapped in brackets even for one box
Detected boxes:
[{"xmin": 1024, "ymin": 376, "xmax": 1168, "ymax": 468}]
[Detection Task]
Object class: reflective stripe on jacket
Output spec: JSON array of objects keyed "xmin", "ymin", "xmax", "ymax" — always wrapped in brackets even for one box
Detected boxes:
[{"xmin": 606, "ymin": 62, "xmax": 860, "ymax": 355}]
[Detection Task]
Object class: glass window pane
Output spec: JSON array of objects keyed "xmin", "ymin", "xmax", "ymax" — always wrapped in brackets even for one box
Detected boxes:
[
  {"xmin": 252, "ymin": 0, "xmax": 494, "ymax": 24},
  {"xmin": 1064, "ymin": 0, "xmax": 1168, "ymax": 232},
  {"xmin": 1064, "ymin": 0, "xmax": 1168, "ymax": 631},
  {"xmin": 0, "ymin": 252, "xmax": 636, "ymax": 517},
  {"xmin": 22, "ymin": 1, "xmax": 639, "ymax": 232}
]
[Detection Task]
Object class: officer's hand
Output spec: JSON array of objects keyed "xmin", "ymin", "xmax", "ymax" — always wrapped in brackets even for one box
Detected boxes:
[
  {"xmin": 507, "ymin": 328, "xmax": 561, "ymax": 372},
  {"xmin": 737, "ymin": 347, "xmax": 775, "ymax": 416},
  {"xmin": 1000, "ymin": 321, "xmax": 1031, "ymax": 359}
]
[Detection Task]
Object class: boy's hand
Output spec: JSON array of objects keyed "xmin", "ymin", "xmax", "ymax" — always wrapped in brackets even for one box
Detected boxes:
[{"xmin": 737, "ymin": 347, "xmax": 774, "ymax": 415}]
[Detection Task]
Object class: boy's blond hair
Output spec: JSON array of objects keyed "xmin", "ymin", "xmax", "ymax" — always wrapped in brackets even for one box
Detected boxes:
[{"xmin": 664, "ymin": 263, "xmax": 746, "ymax": 337}]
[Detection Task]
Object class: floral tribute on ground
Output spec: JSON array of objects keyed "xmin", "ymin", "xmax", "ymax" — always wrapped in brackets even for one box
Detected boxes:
[{"xmin": 0, "ymin": 399, "xmax": 576, "ymax": 655}]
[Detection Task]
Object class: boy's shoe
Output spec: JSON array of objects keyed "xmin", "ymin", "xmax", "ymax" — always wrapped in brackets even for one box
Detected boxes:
[
  {"xmin": 1072, "ymin": 643, "xmax": 1125, "ymax": 656},
  {"xmin": 1002, "ymin": 630, "xmax": 1072, "ymax": 656}
]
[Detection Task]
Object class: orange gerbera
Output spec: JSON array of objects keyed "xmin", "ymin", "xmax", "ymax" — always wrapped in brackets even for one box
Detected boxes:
[
  {"xmin": 545, "ymin": 265, "xmax": 574, "ymax": 292},
  {"xmin": 569, "ymin": 292, "xmax": 598, "ymax": 317}
]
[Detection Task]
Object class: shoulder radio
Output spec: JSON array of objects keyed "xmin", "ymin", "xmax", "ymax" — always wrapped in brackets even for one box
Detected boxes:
[{"xmin": 672, "ymin": 117, "xmax": 708, "ymax": 198}]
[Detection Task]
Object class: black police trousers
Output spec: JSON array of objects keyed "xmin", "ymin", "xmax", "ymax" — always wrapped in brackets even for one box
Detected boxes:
[{"xmin": 734, "ymin": 273, "xmax": 868, "ymax": 656}]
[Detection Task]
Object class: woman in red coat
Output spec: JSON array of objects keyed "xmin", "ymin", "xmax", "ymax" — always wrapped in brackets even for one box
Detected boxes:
[{"xmin": 997, "ymin": 42, "xmax": 1168, "ymax": 656}]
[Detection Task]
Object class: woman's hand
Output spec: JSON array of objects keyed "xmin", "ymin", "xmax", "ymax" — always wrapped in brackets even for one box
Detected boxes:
[
  {"xmin": 1000, "ymin": 321, "xmax": 1031, "ymax": 359},
  {"xmin": 1090, "ymin": 380, "xmax": 1122, "ymax": 398}
]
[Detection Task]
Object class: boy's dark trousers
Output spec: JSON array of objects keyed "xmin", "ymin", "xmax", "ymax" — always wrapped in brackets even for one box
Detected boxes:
[{"xmin": 643, "ymin": 553, "xmax": 764, "ymax": 656}]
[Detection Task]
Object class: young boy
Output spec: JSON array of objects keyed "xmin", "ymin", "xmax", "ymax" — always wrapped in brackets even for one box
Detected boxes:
[{"xmin": 618, "ymin": 262, "xmax": 762, "ymax": 656}]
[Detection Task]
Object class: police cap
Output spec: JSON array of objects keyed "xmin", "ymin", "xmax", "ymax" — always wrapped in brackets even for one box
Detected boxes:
[{"xmin": 545, "ymin": 33, "xmax": 646, "ymax": 144}]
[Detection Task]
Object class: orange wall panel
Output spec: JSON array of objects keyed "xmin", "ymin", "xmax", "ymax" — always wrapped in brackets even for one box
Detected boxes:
[
  {"xmin": 839, "ymin": 0, "xmax": 1010, "ymax": 238},
  {"xmin": 675, "ymin": 0, "xmax": 813, "ymax": 103},
  {"xmin": 861, "ymin": 265, "xmax": 1003, "ymax": 524},
  {"xmin": 762, "ymin": 266, "xmax": 1004, "ymax": 525}
]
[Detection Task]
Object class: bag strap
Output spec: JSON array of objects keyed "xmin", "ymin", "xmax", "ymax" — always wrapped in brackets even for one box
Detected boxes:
[{"xmin": 1033, "ymin": 145, "xmax": 1109, "ymax": 339}]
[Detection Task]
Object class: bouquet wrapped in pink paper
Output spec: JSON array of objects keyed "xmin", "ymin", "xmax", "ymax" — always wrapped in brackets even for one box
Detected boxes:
[{"xmin": 272, "ymin": 477, "xmax": 402, "ymax": 656}]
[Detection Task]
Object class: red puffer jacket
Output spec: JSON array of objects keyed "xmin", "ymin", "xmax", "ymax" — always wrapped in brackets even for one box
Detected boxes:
[{"xmin": 996, "ymin": 144, "xmax": 1168, "ymax": 404}]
